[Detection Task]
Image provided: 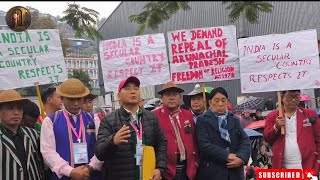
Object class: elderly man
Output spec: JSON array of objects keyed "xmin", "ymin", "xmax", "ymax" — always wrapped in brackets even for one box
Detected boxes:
[
  {"xmin": 0, "ymin": 90, "xmax": 44, "ymax": 179},
  {"xmin": 264, "ymin": 90, "xmax": 320, "ymax": 172},
  {"xmin": 196, "ymin": 87, "xmax": 251, "ymax": 180},
  {"xmin": 153, "ymin": 81, "xmax": 199, "ymax": 180},
  {"xmin": 183, "ymin": 84, "xmax": 209, "ymax": 124},
  {"xmin": 95, "ymin": 76, "xmax": 167, "ymax": 180},
  {"xmin": 40, "ymin": 78, "xmax": 102, "ymax": 180}
]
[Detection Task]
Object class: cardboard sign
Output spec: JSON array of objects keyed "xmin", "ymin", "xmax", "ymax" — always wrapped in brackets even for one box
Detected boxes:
[
  {"xmin": 238, "ymin": 29, "xmax": 320, "ymax": 93},
  {"xmin": 99, "ymin": 33, "xmax": 170, "ymax": 92},
  {"xmin": 167, "ymin": 25, "xmax": 239, "ymax": 83},
  {"xmin": 0, "ymin": 29, "xmax": 68, "ymax": 90}
]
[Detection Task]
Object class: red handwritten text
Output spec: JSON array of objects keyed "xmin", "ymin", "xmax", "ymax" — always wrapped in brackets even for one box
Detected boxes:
[
  {"xmin": 256, "ymin": 53, "xmax": 290, "ymax": 63},
  {"xmin": 150, "ymin": 63, "xmax": 163, "ymax": 73},
  {"xmin": 243, "ymin": 45, "xmax": 266, "ymax": 56},
  {"xmin": 276, "ymin": 59, "xmax": 312, "ymax": 69},
  {"xmin": 104, "ymin": 47, "xmax": 140, "ymax": 60},
  {"xmin": 125, "ymin": 53, "xmax": 165, "ymax": 66},
  {"xmin": 171, "ymin": 40, "xmax": 212, "ymax": 55},
  {"xmin": 107, "ymin": 67, "xmax": 144, "ymax": 79},
  {"xmin": 173, "ymin": 50, "xmax": 228, "ymax": 64},
  {"xmin": 190, "ymin": 28, "xmax": 223, "ymax": 40},
  {"xmin": 188, "ymin": 58, "xmax": 225, "ymax": 69},
  {"xmin": 103, "ymin": 39, "xmax": 127, "ymax": 50},
  {"xmin": 172, "ymin": 70, "xmax": 204, "ymax": 81},
  {"xmin": 250, "ymin": 73, "xmax": 292, "ymax": 82}
]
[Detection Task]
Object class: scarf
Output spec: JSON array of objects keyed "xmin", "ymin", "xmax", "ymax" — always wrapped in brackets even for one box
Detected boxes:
[{"xmin": 211, "ymin": 109, "xmax": 231, "ymax": 143}]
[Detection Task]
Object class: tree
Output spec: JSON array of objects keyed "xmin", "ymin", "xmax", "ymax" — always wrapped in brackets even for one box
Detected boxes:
[
  {"xmin": 60, "ymin": 3, "xmax": 103, "ymax": 41},
  {"xmin": 129, "ymin": 1, "xmax": 191, "ymax": 35},
  {"xmin": 19, "ymin": 11, "xmax": 71, "ymax": 96},
  {"xmin": 129, "ymin": 1, "xmax": 273, "ymax": 35},
  {"xmin": 82, "ymin": 47, "xmax": 94, "ymax": 58},
  {"xmin": 222, "ymin": 1, "xmax": 273, "ymax": 23},
  {"xmin": 68, "ymin": 69, "xmax": 93, "ymax": 91},
  {"xmin": 29, "ymin": 10, "xmax": 71, "ymax": 57}
]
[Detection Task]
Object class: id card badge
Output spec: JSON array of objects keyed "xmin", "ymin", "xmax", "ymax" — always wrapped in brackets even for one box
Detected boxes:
[
  {"xmin": 136, "ymin": 143, "xmax": 143, "ymax": 166},
  {"xmin": 73, "ymin": 143, "xmax": 89, "ymax": 164}
]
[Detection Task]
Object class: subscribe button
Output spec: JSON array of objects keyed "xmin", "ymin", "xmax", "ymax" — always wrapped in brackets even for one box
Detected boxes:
[{"xmin": 256, "ymin": 169, "xmax": 318, "ymax": 180}]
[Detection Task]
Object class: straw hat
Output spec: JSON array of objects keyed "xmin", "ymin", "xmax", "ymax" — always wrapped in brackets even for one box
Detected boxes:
[
  {"xmin": 158, "ymin": 81, "xmax": 184, "ymax": 95},
  {"xmin": 0, "ymin": 90, "xmax": 29, "ymax": 104},
  {"xmin": 183, "ymin": 84, "xmax": 209, "ymax": 107},
  {"xmin": 56, "ymin": 78, "xmax": 90, "ymax": 98}
]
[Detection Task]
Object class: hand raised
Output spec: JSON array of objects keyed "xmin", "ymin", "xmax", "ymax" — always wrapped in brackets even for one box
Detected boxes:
[{"xmin": 113, "ymin": 125, "xmax": 131, "ymax": 145}]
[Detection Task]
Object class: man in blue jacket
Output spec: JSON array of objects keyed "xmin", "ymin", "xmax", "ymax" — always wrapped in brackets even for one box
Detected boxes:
[{"xmin": 196, "ymin": 87, "xmax": 251, "ymax": 180}]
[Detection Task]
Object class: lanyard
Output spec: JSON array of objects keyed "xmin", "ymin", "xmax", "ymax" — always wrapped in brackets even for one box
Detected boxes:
[
  {"xmin": 129, "ymin": 117, "xmax": 143, "ymax": 142},
  {"xmin": 63, "ymin": 111, "xmax": 84, "ymax": 143}
]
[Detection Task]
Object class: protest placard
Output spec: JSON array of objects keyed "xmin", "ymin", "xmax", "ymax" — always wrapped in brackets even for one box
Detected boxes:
[
  {"xmin": 99, "ymin": 33, "xmax": 170, "ymax": 92},
  {"xmin": 0, "ymin": 29, "xmax": 68, "ymax": 90},
  {"xmin": 238, "ymin": 29, "xmax": 320, "ymax": 93},
  {"xmin": 167, "ymin": 25, "xmax": 239, "ymax": 83}
]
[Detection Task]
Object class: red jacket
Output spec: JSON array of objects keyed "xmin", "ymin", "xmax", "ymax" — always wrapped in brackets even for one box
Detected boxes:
[
  {"xmin": 153, "ymin": 107, "xmax": 199, "ymax": 180},
  {"xmin": 264, "ymin": 108, "xmax": 320, "ymax": 173}
]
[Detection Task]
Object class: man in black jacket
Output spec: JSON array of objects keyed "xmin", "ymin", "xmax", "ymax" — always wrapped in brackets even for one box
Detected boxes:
[{"xmin": 95, "ymin": 76, "xmax": 167, "ymax": 180}]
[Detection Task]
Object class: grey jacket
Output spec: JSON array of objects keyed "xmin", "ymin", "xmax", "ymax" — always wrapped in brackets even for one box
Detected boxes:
[{"xmin": 95, "ymin": 107, "xmax": 167, "ymax": 180}]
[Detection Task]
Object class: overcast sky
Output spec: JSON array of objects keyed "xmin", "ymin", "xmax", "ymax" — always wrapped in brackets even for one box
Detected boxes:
[{"xmin": 0, "ymin": 1, "xmax": 121, "ymax": 19}]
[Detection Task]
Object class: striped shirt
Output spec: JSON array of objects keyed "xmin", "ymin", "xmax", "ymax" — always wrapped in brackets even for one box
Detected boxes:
[{"xmin": 0, "ymin": 124, "xmax": 44, "ymax": 180}]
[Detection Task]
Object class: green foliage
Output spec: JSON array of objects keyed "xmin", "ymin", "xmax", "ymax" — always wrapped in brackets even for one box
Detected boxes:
[
  {"xmin": 128, "ymin": 1, "xmax": 273, "ymax": 35},
  {"xmin": 60, "ymin": 3, "xmax": 103, "ymax": 41},
  {"xmin": 68, "ymin": 69, "xmax": 93, "ymax": 91},
  {"xmin": 129, "ymin": 1, "xmax": 191, "ymax": 35},
  {"xmin": 19, "ymin": 11, "xmax": 70, "ymax": 96},
  {"xmin": 29, "ymin": 10, "xmax": 71, "ymax": 57},
  {"xmin": 82, "ymin": 47, "xmax": 94, "ymax": 57},
  {"xmin": 222, "ymin": 1, "xmax": 273, "ymax": 23}
]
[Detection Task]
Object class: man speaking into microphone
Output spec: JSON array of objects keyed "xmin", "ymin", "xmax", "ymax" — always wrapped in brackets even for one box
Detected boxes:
[{"xmin": 264, "ymin": 90, "xmax": 320, "ymax": 173}]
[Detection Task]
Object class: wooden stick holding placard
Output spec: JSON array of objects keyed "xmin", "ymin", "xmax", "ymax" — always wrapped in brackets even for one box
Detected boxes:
[
  {"xmin": 277, "ymin": 91, "xmax": 285, "ymax": 135},
  {"xmin": 34, "ymin": 82, "xmax": 46, "ymax": 119},
  {"xmin": 202, "ymin": 83, "xmax": 207, "ymax": 110},
  {"xmin": 271, "ymin": 32, "xmax": 285, "ymax": 135}
]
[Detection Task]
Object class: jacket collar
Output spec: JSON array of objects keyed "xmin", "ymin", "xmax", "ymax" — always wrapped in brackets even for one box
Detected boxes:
[
  {"xmin": 0, "ymin": 124, "xmax": 32, "ymax": 168},
  {"xmin": 205, "ymin": 109, "xmax": 236, "ymax": 132},
  {"xmin": 160, "ymin": 106, "xmax": 181, "ymax": 115}
]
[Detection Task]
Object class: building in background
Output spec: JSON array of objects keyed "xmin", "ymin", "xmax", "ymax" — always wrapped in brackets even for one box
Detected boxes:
[
  {"xmin": 65, "ymin": 38, "xmax": 99, "ymax": 89},
  {"xmin": 65, "ymin": 57, "xmax": 99, "ymax": 88},
  {"xmin": 98, "ymin": 1, "xmax": 320, "ymax": 108},
  {"xmin": 0, "ymin": 10, "xmax": 9, "ymax": 30}
]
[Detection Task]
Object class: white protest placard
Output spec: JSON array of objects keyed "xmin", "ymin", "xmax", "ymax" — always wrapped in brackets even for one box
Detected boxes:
[
  {"xmin": 0, "ymin": 29, "xmax": 68, "ymax": 90},
  {"xmin": 99, "ymin": 33, "xmax": 170, "ymax": 92},
  {"xmin": 238, "ymin": 29, "xmax": 320, "ymax": 93},
  {"xmin": 167, "ymin": 25, "xmax": 239, "ymax": 84}
]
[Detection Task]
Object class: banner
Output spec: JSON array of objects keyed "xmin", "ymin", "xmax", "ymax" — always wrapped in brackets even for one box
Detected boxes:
[
  {"xmin": 239, "ymin": 29, "xmax": 320, "ymax": 93},
  {"xmin": 99, "ymin": 33, "xmax": 170, "ymax": 92},
  {"xmin": 0, "ymin": 29, "xmax": 67, "ymax": 90},
  {"xmin": 167, "ymin": 25, "xmax": 239, "ymax": 84}
]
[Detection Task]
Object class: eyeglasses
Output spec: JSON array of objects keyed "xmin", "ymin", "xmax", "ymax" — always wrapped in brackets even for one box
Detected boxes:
[{"xmin": 285, "ymin": 95, "xmax": 300, "ymax": 101}]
